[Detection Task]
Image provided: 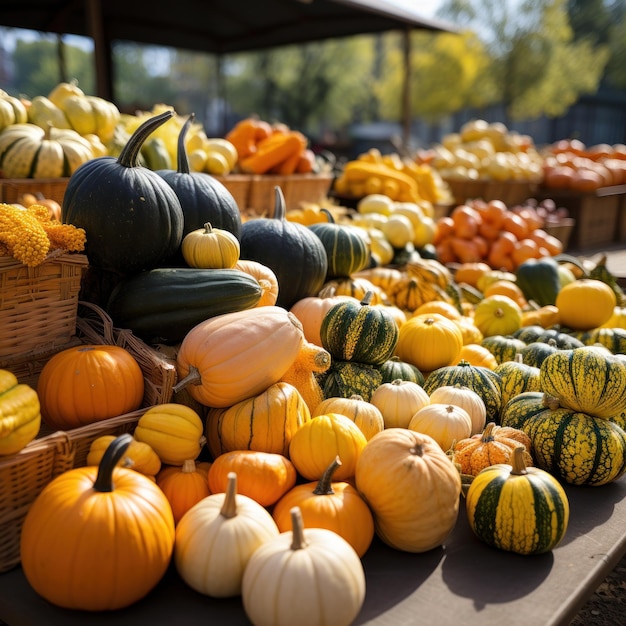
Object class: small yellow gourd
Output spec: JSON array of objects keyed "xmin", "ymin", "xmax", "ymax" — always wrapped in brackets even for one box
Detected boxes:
[
  {"xmin": 86, "ymin": 435, "xmax": 162, "ymax": 478},
  {"xmin": 181, "ymin": 222, "xmax": 240, "ymax": 269}
]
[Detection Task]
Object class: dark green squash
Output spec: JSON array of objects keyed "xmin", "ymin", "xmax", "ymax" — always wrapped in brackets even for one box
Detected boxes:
[
  {"xmin": 308, "ymin": 209, "xmax": 370, "ymax": 279},
  {"xmin": 513, "ymin": 325, "xmax": 584, "ymax": 350},
  {"xmin": 320, "ymin": 292, "xmax": 399, "ymax": 366},
  {"xmin": 106, "ymin": 267, "xmax": 262, "ymax": 344},
  {"xmin": 569, "ymin": 327, "xmax": 626, "ymax": 355},
  {"xmin": 519, "ymin": 339, "xmax": 560, "ymax": 368},
  {"xmin": 318, "ymin": 359, "xmax": 383, "ymax": 402},
  {"xmin": 377, "ymin": 356, "xmax": 425, "ymax": 386},
  {"xmin": 501, "ymin": 391, "xmax": 626, "ymax": 486},
  {"xmin": 240, "ymin": 187, "xmax": 328, "ymax": 310},
  {"xmin": 157, "ymin": 114, "xmax": 242, "ymax": 242},
  {"xmin": 62, "ymin": 110, "xmax": 184, "ymax": 274},
  {"xmin": 514, "ymin": 256, "xmax": 562, "ymax": 306},
  {"xmin": 480, "ymin": 335, "xmax": 527, "ymax": 365}
]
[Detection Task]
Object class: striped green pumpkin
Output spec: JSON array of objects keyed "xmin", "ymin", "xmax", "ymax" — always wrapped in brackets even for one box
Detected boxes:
[
  {"xmin": 309, "ymin": 212, "xmax": 370, "ymax": 279},
  {"xmin": 422, "ymin": 360, "xmax": 502, "ymax": 423},
  {"xmin": 569, "ymin": 327, "xmax": 626, "ymax": 355},
  {"xmin": 501, "ymin": 391, "xmax": 626, "ymax": 486},
  {"xmin": 319, "ymin": 359, "xmax": 383, "ymax": 402},
  {"xmin": 466, "ymin": 446, "xmax": 569, "ymax": 554},
  {"xmin": 513, "ymin": 325, "xmax": 584, "ymax": 349},
  {"xmin": 494, "ymin": 355, "xmax": 541, "ymax": 409},
  {"xmin": 377, "ymin": 356, "xmax": 425, "ymax": 386},
  {"xmin": 320, "ymin": 292, "xmax": 399, "ymax": 365},
  {"xmin": 539, "ymin": 346, "xmax": 626, "ymax": 419},
  {"xmin": 519, "ymin": 339, "xmax": 560, "ymax": 368},
  {"xmin": 481, "ymin": 335, "xmax": 527, "ymax": 364}
]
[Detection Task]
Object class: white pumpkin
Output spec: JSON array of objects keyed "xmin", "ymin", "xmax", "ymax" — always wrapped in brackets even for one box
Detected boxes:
[
  {"xmin": 174, "ymin": 472, "xmax": 279, "ymax": 597},
  {"xmin": 370, "ymin": 379, "xmax": 430, "ymax": 429},
  {"xmin": 428, "ymin": 385, "xmax": 487, "ymax": 435},
  {"xmin": 242, "ymin": 507, "xmax": 366, "ymax": 626}
]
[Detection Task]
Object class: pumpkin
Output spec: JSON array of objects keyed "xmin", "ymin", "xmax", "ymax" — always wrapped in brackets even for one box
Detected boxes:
[
  {"xmin": 539, "ymin": 346, "xmax": 626, "ymax": 419},
  {"xmin": 157, "ymin": 459, "xmax": 212, "ymax": 524},
  {"xmin": 353, "ymin": 266, "xmax": 404, "ymax": 295},
  {"xmin": 555, "ymin": 279, "xmax": 617, "ymax": 330},
  {"xmin": 395, "ymin": 313, "xmax": 464, "ymax": 373},
  {"xmin": 308, "ymin": 209, "xmax": 370, "ymax": 278},
  {"xmin": 501, "ymin": 392, "xmax": 626, "ymax": 486},
  {"xmin": 234, "ymin": 259, "xmax": 279, "ymax": 307},
  {"xmin": 242, "ymin": 507, "xmax": 366, "ymax": 626},
  {"xmin": 0, "ymin": 369, "xmax": 40, "ymax": 455},
  {"xmin": 272, "ymin": 457, "xmax": 375, "ymax": 558},
  {"xmin": 408, "ymin": 403, "xmax": 472, "ymax": 452},
  {"xmin": 369, "ymin": 379, "xmax": 430, "ymax": 429},
  {"xmin": 240, "ymin": 186, "xmax": 328, "ymax": 309},
  {"xmin": 494, "ymin": 354, "xmax": 541, "ymax": 408},
  {"xmin": 519, "ymin": 338, "xmax": 560, "ymax": 368},
  {"xmin": 175, "ymin": 472, "xmax": 279, "ymax": 598},
  {"xmin": 513, "ymin": 325, "xmax": 584, "ymax": 349},
  {"xmin": 175, "ymin": 306, "xmax": 304, "ymax": 408},
  {"xmin": 377, "ymin": 355, "xmax": 425, "ymax": 386},
  {"xmin": 318, "ymin": 276, "xmax": 385, "ymax": 304},
  {"xmin": 570, "ymin": 326, "xmax": 626, "ymax": 355},
  {"xmin": 428, "ymin": 385, "xmax": 487, "ymax": 435},
  {"xmin": 0, "ymin": 88, "xmax": 28, "ymax": 132},
  {"xmin": 422, "ymin": 360, "xmax": 503, "ymax": 425},
  {"xmin": 134, "ymin": 403, "xmax": 205, "ymax": 466},
  {"xmin": 289, "ymin": 294, "xmax": 359, "ymax": 347},
  {"xmin": 320, "ymin": 291, "xmax": 399, "ymax": 365},
  {"xmin": 289, "ymin": 413, "xmax": 367, "ymax": 481},
  {"xmin": 355, "ymin": 428, "xmax": 461, "ymax": 552},
  {"xmin": 472, "ymin": 295, "xmax": 522, "ymax": 338},
  {"xmin": 62, "ymin": 110, "xmax": 184, "ymax": 273},
  {"xmin": 466, "ymin": 446, "xmax": 569, "ymax": 554},
  {"xmin": 319, "ymin": 359, "xmax": 383, "ymax": 402},
  {"xmin": 37, "ymin": 344, "xmax": 144, "ymax": 430},
  {"xmin": 313, "ymin": 394, "xmax": 384, "ymax": 441},
  {"xmin": 208, "ymin": 450, "xmax": 297, "ymax": 507},
  {"xmin": 458, "ymin": 343, "xmax": 498, "ymax": 369},
  {"xmin": 20, "ymin": 435, "xmax": 175, "ymax": 610},
  {"xmin": 452, "ymin": 421, "xmax": 533, "ymax": 476},
  {"xmin": 157, "ymin": 114, "xmax": 242, "ymax": 243},
  {"xmin": 181, "ymin": 222, "xmax": 240, "ymax": 269},
  {"xmin": 514, "ymin": 255, "xmax": 563, "ymax": 306},
  {"xmin": 453, "ymin": 315, "xmax": 484, "ymax": 346},
  {"xmin": 86, "ymin": 434, "xmax": 161, "ymax": 477},
  {"xmin": 0, "ymin": 123, "xmax": 94, "ymax": 178},
  {"xmin": 157, "ymin": 459, "xmax": 211, "ymax": 485},
  {"xmin": 206, "ymin": 382, "xmax": 311, "ymax": 458}
]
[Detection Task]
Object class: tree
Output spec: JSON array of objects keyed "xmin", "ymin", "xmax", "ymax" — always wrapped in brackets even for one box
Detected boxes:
[{"xmin": 435, "ymin": 0, "xmax": 610, "ymax": 121}]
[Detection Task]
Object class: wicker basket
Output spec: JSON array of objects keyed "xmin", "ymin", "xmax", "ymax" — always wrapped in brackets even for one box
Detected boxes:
[
  {"xmin": 0, "ymin": 252, "xmax": 88, "ymax": 360},
  {"xmin": 248, "ymin": 174, "xmax": 334, "ymax": 216},
  {"xmin": 0, "ymin": 177, "xmax": 70, "ymax": 205},
  {"xmin": 0, "ymin": 302, "xmax": 178, "ymax": 573}
]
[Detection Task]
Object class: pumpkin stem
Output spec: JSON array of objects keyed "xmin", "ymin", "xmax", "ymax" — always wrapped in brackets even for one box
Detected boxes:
[
  {"xmin": 117, "ymin": 110, "xmax": 173, "ymax": 168},
  {"xmin": 319, "ymin": 207, "xmax": 335, "ymax": 224},
  {"xmin": 220, "ymin": 472, "xmax": 239, "ymax": 519},
  {"xmin": 273, "ymin": 186, "xmax": 287, "ymax": 221},
  {"xmin": 481, "ymin": 422, "xmax": 497, "ymax": 442},
  {"xmin": 172, "ymin": 365, "xmax": 202, "ymax": 393},
  {"xmin": 289, "ymin": 506, "xmax": 308, "ymax": 551},
  {"xmin": 509, "ymin": 446, "xmax": 529, "ymax": 475},
  {"xmin": 542, "ymin": 393, "xmax": 561, "ymax": 411},
  {"xmin": 93, "ymin": 434, "xmax": 133, "ymax": 492},
  {"xmin": 176, "ymin": 113, "xmax": 194, "ymax": 175},
  {"xmin": 203, "ymin": 222, "xmax": 213, "ymax": 233},
  {"xmin": 181, "ymin": 459, "xmax": 197, "ymax": 473},
  {"xmin": 360, "ymin": 291, "xmax": 373, "ymax": 306},
  {"xmin": 313, "ymin": 456, "xmax": 341, "ymax": 496}
]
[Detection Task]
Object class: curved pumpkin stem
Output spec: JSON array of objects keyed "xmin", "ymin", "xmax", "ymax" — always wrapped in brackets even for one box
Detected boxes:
[
  {"xmin": 93, "ymin": 433, "xmax": 133, "ymax": 492},
  {"xmin": 319, "ymin": 207, "xmax": 335, "ymax": 224},
  {"xmin": 172, "ymin": 365, "xmax": 202, "ymax": 394},
  {"xmin": 313, "ymin": 456, "xmax": 341, "ymax": 496},
  {"xmin": 117, "ymin": 110, "xmax": 173, "ymax": 168},
  {"xmin": 273, "ymin": 186, "xmax": 287, "ymax": 221},
  {"xmin": 176, "ymin": 113, "xmax": 195, "ymax": 175},
  {"xmin": 480, "ymin": 422, "xmax": 497, "ymax": 442},
  {"xmin": 509, "ymin": 446, "xmax": 529, "ymax": 475},
  {"xmin": 360, "ymin": 291, "xmax": 373, "ymax": 306}
]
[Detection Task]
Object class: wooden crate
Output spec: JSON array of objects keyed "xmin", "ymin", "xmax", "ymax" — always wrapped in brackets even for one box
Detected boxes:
[{"xmin": 442, "ymin": 178, "xmax": 539, "ymax": 207}]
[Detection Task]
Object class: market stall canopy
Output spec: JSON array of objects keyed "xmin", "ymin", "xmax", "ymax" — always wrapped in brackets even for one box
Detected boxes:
[{"xmin": 0, "ymin": 0, "xmax": 457, "ymax": 97}]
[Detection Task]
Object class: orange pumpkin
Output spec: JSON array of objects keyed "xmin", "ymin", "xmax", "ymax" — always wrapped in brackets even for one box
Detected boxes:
[
  {"xmin": 234, "ymin": 259, "xmax": 280, "ymax": 307},
  {"xmin": 158, "ymin": 459, "xmax": 212, "ymax": 524},
  {"xmin": 37, "ymin": 345, "xmax": 144, "ymax": 430}
]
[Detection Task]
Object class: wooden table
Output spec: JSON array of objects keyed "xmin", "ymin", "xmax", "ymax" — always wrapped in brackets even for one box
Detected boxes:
[{"xmin": 0, "ymin": 475, "xmax": 625, "ymax": 626}]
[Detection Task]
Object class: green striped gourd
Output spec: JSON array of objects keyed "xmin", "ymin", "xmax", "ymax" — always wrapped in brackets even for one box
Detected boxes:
[
  {"xmin": 519, "ymin": 339, "xmax": 560, "ymax": 368},
  {"xmin": 466, "ymin": 446, "xmax": 569, "ymax": 555},
  {"xmin": 308, "ymin": 210, "xmax": 370, "ymax": 279},
  {"xmin": 319, "ymin": 360, "xmax": 383, "ymax": 402},
  {"xmin": 539, "ymin": 346, "xmax": 626, "ymax": 419},
  {"xmin": 501, "ymin": 391, "xmax": 626, "ymax": 486},
  {"xmin": 480, "ymin": 335, "xmax": 527, "ymax": 365},
  {"xmin": 377, "ymin": 356, "xmax": 425, "ymax": 386},
  {"xmin": 320, "ymin": 292, "xmax": 398, "ymax": 366},
  {"xmin": 569, "ymin": 327, "xmax": 626, "ymax": 355},
  {"xmin": 494, "ymin": 354, "xmax": 541, "ymax": 409},
  {"xmin": 422, "ymin": 360, "xmax": 503, "ymax": 424},
  {"xmin": 512, "ymin": 325, "xmax": 584, "ymax": 349}
]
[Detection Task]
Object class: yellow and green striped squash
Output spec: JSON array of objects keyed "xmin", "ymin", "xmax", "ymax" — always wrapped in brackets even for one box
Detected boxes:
[
  {"xmin": 501, "ymin": 391, "xmax": 626, "ymax": 486},
  {"xmin": 539, "ymin": 346, "xmax": 626, "ymax": 419},
  {"xmin": 480, "ymin": 335, "xmax": 527, "ymax": 365},
  {"xmin": 422, "ymin": 360, "xmax": 503, "ymax": 424},
  {"xmin": 320, "ymin": 293, "xmax": 399, "ymax": 366},
  {"xmin": 569, "ymin": 327, "xmax": 626, "ymax": 355},
  {"xmin": 466, "ymin": 446, "xmax": 569, "ymax": 555},
  {"xmin": 320, "ymin": 359, "xmax": 383, "ymax": 402},
  {"xmin": 494, "ymin": 357, "xmax": 541, "ymax": 409}
]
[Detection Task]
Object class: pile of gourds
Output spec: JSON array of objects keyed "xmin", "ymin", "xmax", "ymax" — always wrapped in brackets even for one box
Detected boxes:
[{"xmin": 2, "ymin": 109, "xmax": 626, "ymax": 625}]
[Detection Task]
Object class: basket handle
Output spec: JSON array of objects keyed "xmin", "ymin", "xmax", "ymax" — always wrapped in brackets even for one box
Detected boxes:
[{"xmin": 76, "ymin": 301, "xmax": 117, "ymax": 345}]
